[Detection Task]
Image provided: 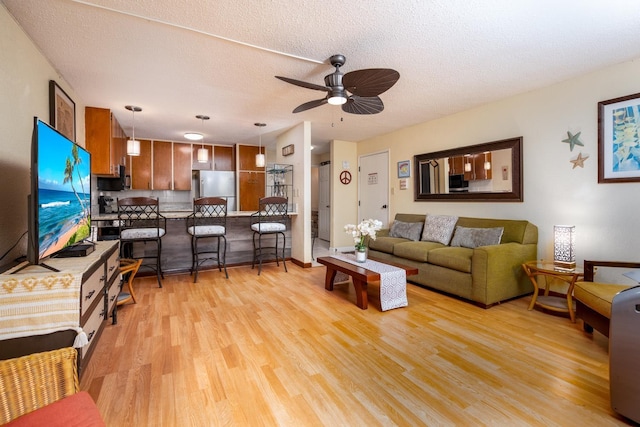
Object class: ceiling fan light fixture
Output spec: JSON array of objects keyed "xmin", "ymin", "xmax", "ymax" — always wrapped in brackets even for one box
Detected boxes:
[
  {"xmin": 327, "ymin": 89, "xmax": 347, "ymax": 105},
  {"xmin": 184, "ymin": 132, "xmax": 203, "ymax": 141}
]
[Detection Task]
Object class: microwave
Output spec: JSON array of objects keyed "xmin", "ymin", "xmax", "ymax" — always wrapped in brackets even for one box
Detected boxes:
[{"xmin": 449, "ymin": 174, "xmax": 469, "ymax": 192}]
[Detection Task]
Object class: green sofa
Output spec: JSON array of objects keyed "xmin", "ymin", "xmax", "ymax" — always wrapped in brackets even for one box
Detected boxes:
[{"xmin": 367, "ymin": 213, "xmax": 538, "ymax": 308}]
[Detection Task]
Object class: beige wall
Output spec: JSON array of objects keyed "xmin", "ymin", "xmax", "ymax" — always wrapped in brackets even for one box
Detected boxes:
[
  {"xmin": 357, "ymin": 57, "xmax": 640, "ymax": 264},
  {"xmin": 0, "ymin": 6, "xmax": 85, "ymax": 268},
  {"xmin": 330, "ymin": 140, "xmax": 358, "ymax": 248}
]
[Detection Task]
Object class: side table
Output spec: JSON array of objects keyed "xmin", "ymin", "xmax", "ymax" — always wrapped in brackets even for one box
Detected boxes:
[{"xmin": 522, "ymin": 260, "xmax": 584, "ymax": 322}]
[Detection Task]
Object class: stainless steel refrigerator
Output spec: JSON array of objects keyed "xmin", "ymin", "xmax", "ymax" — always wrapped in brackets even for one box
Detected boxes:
[{"xmin": 195, "ymin": 171, "xmax": 236, "ymax": 212}]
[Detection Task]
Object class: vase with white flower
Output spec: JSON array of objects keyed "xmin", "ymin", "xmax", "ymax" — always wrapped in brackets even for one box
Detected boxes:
[{"xmin": 344, "ymin": 219, "xmax": 383, "ymax": 262}]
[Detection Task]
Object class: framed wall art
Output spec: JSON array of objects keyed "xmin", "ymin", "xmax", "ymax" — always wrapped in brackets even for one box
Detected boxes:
[
  {"xmin": 49, "ymin": 80, "xmax": 76, "ymax": 142},
  {"xmin": 282, "ymin": 144, "xmax": 294, "ymax": 156},
  {"xmin": 397, "ymin": 160, "xmax": 410, "ymax": 178},
  {"xmin": 598, "ymin": 92, "xmax": 640, "ymax": 183}
]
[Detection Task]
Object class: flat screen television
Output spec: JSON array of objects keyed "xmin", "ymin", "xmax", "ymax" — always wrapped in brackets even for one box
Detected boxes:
[{"xmin": 26, "ymin": 118, "xmax": 92, "ymax": 268}]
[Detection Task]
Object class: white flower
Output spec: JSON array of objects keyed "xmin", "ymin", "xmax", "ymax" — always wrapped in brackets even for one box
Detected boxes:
[{"xmin": 344, "ymin": 219, "xmax": 382, "ymax": 250}]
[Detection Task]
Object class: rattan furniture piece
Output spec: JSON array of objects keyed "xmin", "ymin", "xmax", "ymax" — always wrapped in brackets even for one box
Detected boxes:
[
  {"xmin": 0, "ymin": 347, "xmax": 104, "ymax": 425},
  {"xmin": 186, "ymin": 197, "xmax": 229, "ymax": 281},
  {"xmin": 250, "ymin": 197, "xmax": 289, "ymax": 275},
  {"xmin": 117, "ymin": 197, "xmax": 166, "ymax": 287}
]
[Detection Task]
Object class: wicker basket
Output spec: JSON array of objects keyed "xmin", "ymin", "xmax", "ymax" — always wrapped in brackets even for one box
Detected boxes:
[{"xmin": 0, "ymin": 347, "xmax": 79, "ymax": 424}]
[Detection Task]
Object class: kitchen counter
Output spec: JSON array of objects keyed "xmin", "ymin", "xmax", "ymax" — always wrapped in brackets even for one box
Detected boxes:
[
  {"xmin": 92, "ymin": 210, "xmax": 296, "ymax": 273},
  {"xmin": 92, "ymin": 210, "xmax": 297, "ymax": 221}
]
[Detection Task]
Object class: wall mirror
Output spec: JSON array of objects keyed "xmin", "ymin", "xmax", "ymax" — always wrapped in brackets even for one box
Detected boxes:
[{"xmin": 414, "ymin": 136, "xmax": 523, "ymax": 202}]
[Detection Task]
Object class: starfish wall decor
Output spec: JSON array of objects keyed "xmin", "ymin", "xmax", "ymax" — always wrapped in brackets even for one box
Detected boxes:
[
  {"xmin": 570, "ymin": 152, "xmax": 589, "ymax": 169},
  {"xmin": 562, "ymin": 131, "xmax": 584, "ymax": 151}
]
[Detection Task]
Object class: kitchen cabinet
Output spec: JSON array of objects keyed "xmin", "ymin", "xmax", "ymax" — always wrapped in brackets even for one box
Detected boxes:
[
  {"xmin": 85, "ymin": 107, "xmax": 126, "ymax": 176},
  {"xmin": 238, "ymin": 144, "xmax": 264, "ymax": 171},
  {"xmin": 173, "ymin": 142, "xmax": 192, "ymax": 190},
  {"xmin": 463, "ymin": 152, "xmax": 492, "ymax": 181},
  {"xmin": 237, "ymin": 144, "xmax": 265, "ymax": 211},
  {"xmin": 129, "ymin": 139, "xmax": 152, "ymax": 190},
  {"xmin": 448, "ymin": 156, "xmax": 464, "ymax": 175},
  {"xmin": 153, "ymin": 140, "xmax": 172, "ymax": 190},
  {"xmin": 214, "ymin": 145, "xmax": 235, "ymax": 171}
]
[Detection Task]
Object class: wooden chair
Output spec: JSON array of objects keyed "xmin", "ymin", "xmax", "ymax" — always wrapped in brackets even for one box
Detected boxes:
[
  {"xmin": 117, "ymin": 258, "xmax": 142, "ymax": 306},
  {"xmin": 186, "ymin": 197, "xmax": 228, "ymax": 282},
  {"xmin": 0, "ymin": 347, "xmax": 104, "ymax": 425},
  {"xmin": 574, "ymin": 260, "xmax": 640, "ymax": 337},
  {"xmin": 250, "ymin": 197, "xmax": 289, "ymax": 275},
  {"xmin": 117, "ymin": 197, "xmax": 166, "ymax": 287}
]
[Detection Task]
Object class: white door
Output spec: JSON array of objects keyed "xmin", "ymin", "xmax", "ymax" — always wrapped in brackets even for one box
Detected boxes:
[
  {"xmin": 359, "ymin": 151, "xmax": 390, "ymax": 228},
  {"xmin": 318, "ymin": 163, "xmax": 330, "ymax": 241}
]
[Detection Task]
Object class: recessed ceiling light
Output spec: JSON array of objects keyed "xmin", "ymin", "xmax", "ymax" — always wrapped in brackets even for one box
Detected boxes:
[{"xmin": 184, "ymin": 132, "xmax": 203, "ymax": 141}]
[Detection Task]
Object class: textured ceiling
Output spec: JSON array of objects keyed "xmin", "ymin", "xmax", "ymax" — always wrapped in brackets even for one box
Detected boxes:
[{"xmin": 4, "ymin": 0, "xmax": 640, "ymax": 154}]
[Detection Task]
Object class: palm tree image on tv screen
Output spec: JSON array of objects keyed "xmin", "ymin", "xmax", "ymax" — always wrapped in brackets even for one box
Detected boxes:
[{"xmin": 37, "ymin": 120, "xmax": 91, "ymax": 259}]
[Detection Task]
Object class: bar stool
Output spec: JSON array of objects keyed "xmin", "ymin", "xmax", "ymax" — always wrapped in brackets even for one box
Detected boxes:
[
  {"xmin": 117, "ymin": 197, "xmax": 166, "ymax": 287},
  {"xmin": 186, "ymin": 197, "xmax": 228, "ymax": 282},
  {"xmin": 250, "ymin": 196, "xmax": 289, "ymax": 275}
]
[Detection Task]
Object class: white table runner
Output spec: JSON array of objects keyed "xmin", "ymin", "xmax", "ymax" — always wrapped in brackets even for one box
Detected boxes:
[{"xmin": 332, "ymin": 254, "xmax": 408, "ymax": 311}]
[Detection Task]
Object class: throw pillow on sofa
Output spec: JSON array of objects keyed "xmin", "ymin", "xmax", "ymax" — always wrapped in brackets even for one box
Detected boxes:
[
  {"xmin": 389, "ymin": 220, "xmax": 423, "ymax": 241},
  {"xmin": 450, "ymin": 226, "xmax": 504, "ymax": 249},
  {"xmin": 421, "ymin": 215, "xmax": 458, "ymax": 245}
]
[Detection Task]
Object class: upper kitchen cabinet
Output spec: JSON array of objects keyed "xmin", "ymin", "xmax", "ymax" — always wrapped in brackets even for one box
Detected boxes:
[
  {"xmin": 173, "ymin": 142, "xmax": 192, "ymax": 190},
  {"xmin": 153, "ymin": 140, "xmax": 192, "ymax": 190},
  {"xmin": 85, "ymin": 107, "xmax": 126, "ymax": 176},
  {"xmin": 153, "ymin": 140, "xmax": 172, "ymax": 190},
  {"xmin": 129, "ymin": 139, "xmax": 152, "ymax": 190},
  {"xmin": 238, "ymin": 145, "xmax": 264, "ymax": 172},
  {"xmin": 213, "ymin": 145, "xmax": 234, "ymax": 171}
]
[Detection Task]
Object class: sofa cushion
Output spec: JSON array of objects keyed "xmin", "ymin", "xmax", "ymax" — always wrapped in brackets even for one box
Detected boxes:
[
  {"xmin": 389, "ymin": 220, "xmax": 423, "ymax": 241},
  {"xmin": 368, "ymin": 236, "xmax": 408, "ymax": 254},
  {"xmin": 427, "ymin": 247, "xmax": 473, "ymax": 273},
  {"xmin": 450, "ymin": 226, "xmax": 504, "ymax": 249},
  {"xmin": 393, "ymin": 241, "xmax": 444, "ymax": 262},
  {"xmin": 456, "ymin": 217, "xmax": 530, "ymax": 244},
  {"xmin": 421, "ymin": 215, "xmax": 458, "ymax": 245}
]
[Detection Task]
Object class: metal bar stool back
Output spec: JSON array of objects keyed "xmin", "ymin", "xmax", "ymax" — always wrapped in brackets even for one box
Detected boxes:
[
  {"xmin": 187, "ymin": 197, "xmax": 228, "ymax": 281},
  {"xmin": 117, "ymin": 197, "xmax": 166, "ymax": 287},
  {"xmin": 250, "ymin": 196, "xmax": 289, "ymax": 275}
]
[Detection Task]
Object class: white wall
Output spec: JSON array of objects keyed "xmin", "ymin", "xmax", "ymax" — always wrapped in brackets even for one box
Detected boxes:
[
  {"xmin": 330, "ymin": 140, "xmax": 358, "ymax": 248},
  {"xmin": 0, "ymin": 6, "xmax": 85, "ymax": 268},
  {"xmin": 357, "ymin": 58, "xmax": 640, "ymax": 264}
]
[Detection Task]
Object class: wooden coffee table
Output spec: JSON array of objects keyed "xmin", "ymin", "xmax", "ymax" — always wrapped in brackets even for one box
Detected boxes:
[{"xmin": 317, "ymin": 256, "xmax": 418, "ymax": 309}]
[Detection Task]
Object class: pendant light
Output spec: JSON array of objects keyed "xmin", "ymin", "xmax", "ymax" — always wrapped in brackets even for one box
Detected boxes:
[
  {"xmin": 255, "ymin": 122, "xmax": 266, "ymax": 167},
  {"xmin": 483, "ymin": 152, "xmax": 491, "ymax": 170},
  {"xmin": 125, "ymin": 105, "xmax": 142, "ymax": 156},
  {"xmin": 464, "ymin": 155, "xmax": 471, "ymax": 172},
  {"xmin": 195, "ymin": 115, "xmax": 209, "ymax": 163}
]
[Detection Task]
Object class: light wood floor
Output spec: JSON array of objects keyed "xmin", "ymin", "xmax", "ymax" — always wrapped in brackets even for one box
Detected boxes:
[{"xmin": 80, "ymin": 263, "xmax": 634, "ymax": 426}]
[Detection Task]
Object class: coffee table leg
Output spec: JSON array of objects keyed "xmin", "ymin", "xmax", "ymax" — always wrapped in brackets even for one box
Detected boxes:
[
  {"xmin": 325, "ymin": 267, "xmax": 337, "ymax": 290},
  {"xmin": 352, "ymin": 278, "xmax": 368, "ymax": 310}
]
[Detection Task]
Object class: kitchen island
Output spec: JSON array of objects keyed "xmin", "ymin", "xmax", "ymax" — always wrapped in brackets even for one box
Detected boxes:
[{"xmin": 92, "ymin": 210, "xmax": 296, "ymax": 274}]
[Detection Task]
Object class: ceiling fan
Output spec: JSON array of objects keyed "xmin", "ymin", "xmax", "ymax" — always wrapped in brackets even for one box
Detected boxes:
[{"xmin": 275, "ymin": 54, "xmax": 400, "ymax": 115}]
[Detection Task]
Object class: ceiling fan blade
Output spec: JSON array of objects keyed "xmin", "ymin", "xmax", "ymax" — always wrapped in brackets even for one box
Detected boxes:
[
  {"xmin": 275, "ymin": 76, "xmax": 329, "ymax": 92},
  {"xmin": 343, "ymin": 69, "xmax": 400, "ymax": 97},
  {"xmin": 293, "ymin": 98, "xmax": 328, "ymax": 113},
  {"xmin": 342, "ymin": 96, "xmax": 384, "ymax": 115}
]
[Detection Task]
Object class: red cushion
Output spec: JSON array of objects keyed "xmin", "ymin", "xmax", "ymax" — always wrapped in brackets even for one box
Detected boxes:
[{"xmin": 5, "ymin": 391, "xmax": 105, "ymax": 427}]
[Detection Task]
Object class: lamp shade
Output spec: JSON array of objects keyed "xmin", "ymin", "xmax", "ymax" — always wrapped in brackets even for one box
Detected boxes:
[
  {"xmin": 127, "ymin": 139, "xmax": 140, "ymax": 156},
  {"xmin": 255, "ymin": 153, "xmax": 265, "ymax": 167},
  {"xmin": 197, "ymin": 147, "xmax": 208, "ymax": 163},
  {"xmin": 553, "ymin": 225, "xmax": 576, "ymax": 268}
]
